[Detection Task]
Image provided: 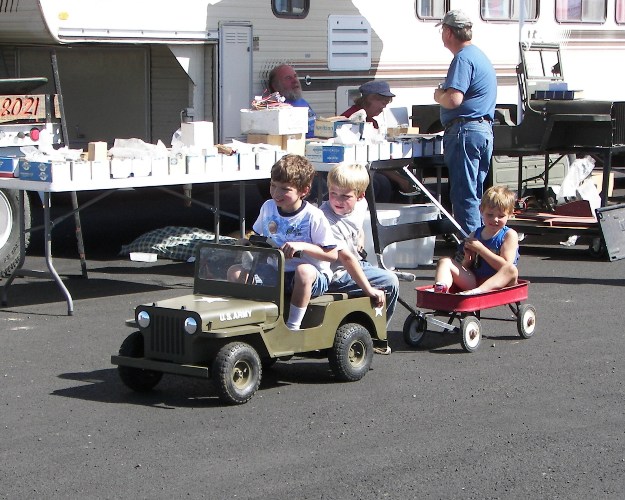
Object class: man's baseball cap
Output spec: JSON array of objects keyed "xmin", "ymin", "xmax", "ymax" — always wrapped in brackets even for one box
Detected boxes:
[
  {"xmin": 359, "ymin": 80, "xmax": 395, "ymax": 97},
  {"xmin": 435, "ymin": 10, "xmax": 473, "ymax": 29}
]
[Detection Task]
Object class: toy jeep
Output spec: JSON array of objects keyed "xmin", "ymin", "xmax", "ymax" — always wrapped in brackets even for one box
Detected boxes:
[{"xmin": 111, "ymin": 241, "xmax": 387, "ymax": 404}]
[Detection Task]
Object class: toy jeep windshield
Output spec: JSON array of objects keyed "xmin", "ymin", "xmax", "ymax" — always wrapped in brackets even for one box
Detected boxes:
[{"xmin": 111, "ymin": 242, "xmax": 387, "ymax": 404}]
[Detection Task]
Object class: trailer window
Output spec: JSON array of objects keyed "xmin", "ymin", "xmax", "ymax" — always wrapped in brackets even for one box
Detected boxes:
[
  {"xmin": 416, "ymin": 0, "xmax": 450, "ymax": 20},
  {"xmin": 616, "ymin": 0, "xmax": 625, "ymax": 23},
  {"xmin": 481, "ymin": 0, "xmax": 538, "ymax": 21},
  {"xmin": 555, "ymin": 0, "xmax": 606, "ymax": 22},
  {"xmin": 272, "ymin": 0, "xmax": 309, "ymax": 18}
]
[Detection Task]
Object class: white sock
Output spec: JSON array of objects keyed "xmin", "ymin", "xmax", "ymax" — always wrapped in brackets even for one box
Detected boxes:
[{"xmin": 286, "ymin": 305, "xmax": 307, "ymax": 330}]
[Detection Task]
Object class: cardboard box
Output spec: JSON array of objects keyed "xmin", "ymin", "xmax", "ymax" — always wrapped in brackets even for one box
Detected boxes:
[
  {"xmin": 180, "ymin": 121, "xmax": 214, "ymax": 149},
  {"xmin": 240, "ymin": 107, "xmax": 308, "ymax": 135},
  {"xmin": 305, "ymin": 143, "xmax": 356, "ymax": 163},
  {"xmin": 90, "ymin": 160, "xmax": 110, "ymax": 181},
  {"xmin": 150, "ymin": 157, "xmax": 169, "ymax": 177},
  {"xmin": 0, "ymin": 157, "xmax": 19, "ymax": 177},
  {"xmin": 386, "ymin": 126, "xmax": 420, "ymax": 139},
  {"xmin": 87, "ymin": 141, "xmax": 108, "ymax": 162},
  {"xmin": 186, "ymin": 155, "xmax": 205, "ymax": 175},
  {"xmin": 169, "ymin": 153, "xmax": 186, "ymax": 176},
  {"xmin": 205, "ymin": 154, "xmax": 222, "ymax": 171},
  {"xmin": 110, "ymin": 158, "xmax": 132, "ymax": 179},
  {"xmin": 18, "ymin": 158, "xmax": 71, "ymax": 183},
  {"xmin": 71, "ymin": 160, "xmax": 92, "ymax": 182},
  {"xmin": 221, "ymin": 153, "xmax": 239, "ymax": 172},
  {"xmin": 313, "ymin": 117, "xmax": 363, "ymax": 139},
  {"xmin": 246, "ymin": 133, "xmax": 305, "ymax": 155},
  {"xmin": 255, "ymin": 150, "xmax": 276, "ymax": 170},
  {"xmin": 591, "ymin": 171, "xmax": 615, "ymax": 198},
  {"xmin": 238, "ymin": 151, "xmax": 256, "ymax": 172},
  {"xmin": 132, "ymin": 158, "xmax": 152, "ymax": 177}
]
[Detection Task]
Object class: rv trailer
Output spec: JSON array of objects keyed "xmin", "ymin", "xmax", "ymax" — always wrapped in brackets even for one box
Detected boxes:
[{"xmin": 2, "ymin": 0, "xmax": 625, "ymax": 275}]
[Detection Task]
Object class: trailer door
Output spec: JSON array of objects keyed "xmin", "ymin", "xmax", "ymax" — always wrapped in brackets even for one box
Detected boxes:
[{"xmin": 219, "ymin": 22, "xmax": 252, "ymax": 143}]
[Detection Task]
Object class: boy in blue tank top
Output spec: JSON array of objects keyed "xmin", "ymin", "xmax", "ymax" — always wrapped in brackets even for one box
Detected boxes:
[{"xmin": 433, "ymin": 185, "xmax": 519, "ymax": 295}]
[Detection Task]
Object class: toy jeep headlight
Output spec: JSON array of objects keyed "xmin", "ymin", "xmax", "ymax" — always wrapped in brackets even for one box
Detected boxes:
[
  {"xmin": 137, "ymin": 310, "xmax": 150, "ymax": 328},
  {"xmin": 184, "ymin": 317, "xmax": 198, "ymax": 335}
]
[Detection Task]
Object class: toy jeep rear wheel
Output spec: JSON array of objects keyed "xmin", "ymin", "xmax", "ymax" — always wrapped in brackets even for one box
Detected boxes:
[
  {"xmin": 117, "ymin": 331, "xmax": 163, "ymax": 392},
  {"xmin": 212, "ymin": 342, "xmax": 262, "ymax": 405},
  {"xmin": 328, "ymin": 323, "xmax": 373, "ymax": 382}
]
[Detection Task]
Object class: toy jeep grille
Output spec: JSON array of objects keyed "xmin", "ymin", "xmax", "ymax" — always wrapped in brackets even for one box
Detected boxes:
[{"xmin": 148, "ymin": 314, "xmax": 185, "ymax": 358}]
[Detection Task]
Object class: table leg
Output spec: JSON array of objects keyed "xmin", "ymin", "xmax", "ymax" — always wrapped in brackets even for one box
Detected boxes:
[{"xmin": 42, "ymin": 193, "xmax": 74, "ymax": 315}]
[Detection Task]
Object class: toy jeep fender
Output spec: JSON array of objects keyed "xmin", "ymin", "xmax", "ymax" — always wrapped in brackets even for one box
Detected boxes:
[{"xmin": 111, "ymin": 242, "xmax": 387, "ymax": 404}]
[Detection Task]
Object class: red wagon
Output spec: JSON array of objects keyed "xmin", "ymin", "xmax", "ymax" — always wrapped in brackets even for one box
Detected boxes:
[{"xmin": 402, "ymin": 279, "xmax": 536, "ymax": 352}]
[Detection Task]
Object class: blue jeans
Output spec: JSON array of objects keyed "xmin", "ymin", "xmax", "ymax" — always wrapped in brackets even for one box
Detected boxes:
[
  {"xmin": 328, "ymin": 261, "xmax": 399, "ymax": 324},
  {"xmin": 443, "ymin": 120, "xmax": 493, "ymax": 235}
]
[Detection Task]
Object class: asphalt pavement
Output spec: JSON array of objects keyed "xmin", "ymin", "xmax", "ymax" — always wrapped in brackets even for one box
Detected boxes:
[{"xmin": 2, "ymin": 209, "xmax": 625, "ymax": 499}]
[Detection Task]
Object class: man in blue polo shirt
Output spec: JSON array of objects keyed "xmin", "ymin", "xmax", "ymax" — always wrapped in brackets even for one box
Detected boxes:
[{"xmin": 434, "ymin": 10, "xmax": 497, "ymax": 236}]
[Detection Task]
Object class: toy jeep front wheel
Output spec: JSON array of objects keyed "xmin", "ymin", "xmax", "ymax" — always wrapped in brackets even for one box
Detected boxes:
[
  {"xmin": 212, "ymin": 342, "xmax": 262, "ymax": 405},
  {"xmin": 328, "ymin": 323, "xmax": 373, "ymax": 382},
  {"xmin": 117, "ymin": 331, "xmax": 163, "ymax": 392}
]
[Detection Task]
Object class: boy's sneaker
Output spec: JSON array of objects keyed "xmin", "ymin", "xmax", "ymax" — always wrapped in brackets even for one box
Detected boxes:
[
  {"xmin": 434, "ymin": 282, "xmax": 448, "ymax": 293},
  {"xmin": 373, "ymin": 345, "xmax": 392, "ymax": 355}
]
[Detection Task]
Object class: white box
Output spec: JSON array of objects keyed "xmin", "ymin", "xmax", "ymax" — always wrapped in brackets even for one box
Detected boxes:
[
  {"xmin": 90, "ymin": 160, "xmax": 110, "ymax": 181},
  {"xmin": 221, "ymin": 153, "xmax": 239, "ymax": 172},
  {"xmin": 186, "ymin": 155, "xmax": 205, "ymax": 175},
  {"xmin": 87, "ymin": 141, "xmax": 108, "ymax": 162},
  {"xmin": 379, "ymin": 141, "xmax": 391, "ymax": 160},
  {"xmin": 169, "ymin": 153, "xmax": 186, "ymax": 175},
  {"xmin": 71, "ymin": 160, "xmax": 91, "ymax": 182},
  {"xmin": 110, "ymin": 158, "xmax": 132, "ymax": 179},
  {"xmin": 180, "ymin": 121, "xmax": 214, "ymax": 149},
  {"xmin": 132, "ymin": 158, "xmax": 151, "ymax": 177},
  {"xmin": 367, "ymin": 144, "xmax": 380, "ymax": 162},
  {"xmin": 355, "ymin": 143, "xmax": 368, "ymax": 163},
  {"xmin": 362, "ymin": 203, "xmax": 439, "ymax": 269},
  {"xmin": 255, "ymin": 150, "xmax": 276, "ymax": 171},
  {"xmin": 389, "ymin": 142, "xmax": 403, "ymax": 159},
  {"xmin": 205, "ymin": 154, "xmax": 222, "ymax": 171},
  {"xmin": 240, "ymin": 107, "xmax": 308, "ymax": 135},
  {"xmin": 238, "ymin": 151, "xmax": 256, "ymax": 172},
  {"xmin": 150, "ymin": 157, "xmax": 169, "ymax": 177}
]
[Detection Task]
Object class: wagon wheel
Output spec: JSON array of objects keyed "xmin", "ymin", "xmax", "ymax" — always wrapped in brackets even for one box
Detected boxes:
[
  {"xmin": 517, "ymin": 304, "xmax": 537, "ymax": 339},
  {"xmin": 460, "ymin": 315, "xmax": 481, "ymax": 353},
  {"xmin": 403, "ymin": 313, "xmax": 427, "ymax": 348}
]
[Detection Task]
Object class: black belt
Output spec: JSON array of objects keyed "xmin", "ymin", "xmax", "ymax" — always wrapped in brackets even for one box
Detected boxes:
[{"xmin": 445, "ymin": 116, "xmax": 492, "ymax": 129}]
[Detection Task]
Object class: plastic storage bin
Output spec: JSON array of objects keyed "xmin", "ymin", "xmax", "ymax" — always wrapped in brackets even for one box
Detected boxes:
[{"xmin": 362, "ymin": 203, "xmax": 439, "ymax": 269}]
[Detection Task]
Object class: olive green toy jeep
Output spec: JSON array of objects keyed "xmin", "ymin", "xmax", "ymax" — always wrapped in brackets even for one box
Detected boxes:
[{"xmin": 111, "ymin": 241, "xmax": 387, "ymax": 405}]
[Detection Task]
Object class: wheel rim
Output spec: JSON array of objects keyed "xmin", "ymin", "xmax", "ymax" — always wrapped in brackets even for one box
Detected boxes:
[
  {"xmin": 0, "ymin": 191, "xmax": 13, "ymax": 249},
  {"xmin": 231, "ymin": 359, "xmax": 253, "ymax": 389},
  {"xmin": 408, "ymin": 317, "xmax": 426, "ymax": 342},
  {"xmin": 523, "ymin": 310, "xmax": 536, "ymax": 335},
  {"xmin": 463, "ymin": 320, "xmax": 481, "ymax": 349},
  {"xmin": 348, "ymin": 340, "xmax": 367, "ymax": 368}
]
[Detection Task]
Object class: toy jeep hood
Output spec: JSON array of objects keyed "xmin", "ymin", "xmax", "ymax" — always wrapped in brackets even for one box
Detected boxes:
[{"xmin": 138, "ymin": 295, "xmax": 280, "ymax": 331}]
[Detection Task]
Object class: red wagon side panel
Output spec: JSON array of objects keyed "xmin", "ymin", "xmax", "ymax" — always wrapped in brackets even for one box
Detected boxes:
[{"xmin": 416, "ymin": 280, "xmax": 530, "ymax": 313}]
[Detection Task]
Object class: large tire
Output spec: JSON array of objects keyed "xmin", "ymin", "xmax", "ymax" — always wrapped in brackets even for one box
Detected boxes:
[
  {"xmin": 212, "ymin": 342, "xmax": 262, "ymax": 405},
  {"xmin": 0, "ymin": 189, "xmax": 30, "ymax": 278},
  {"xmin": 328, "ymin": 323, "xmax": 374, "ymax": 382},
  {"xmin": 117, "ymin": 331, "xmax": 163, "ymax": 392}
]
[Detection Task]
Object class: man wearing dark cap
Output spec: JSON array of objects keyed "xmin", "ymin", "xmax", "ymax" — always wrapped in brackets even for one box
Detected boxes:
[
  {"xmin": 434, "ymin": 9, "xmax": 497, "ymax": 236},
  {"xmin": 341, "ymin": 80, "xmax": 396, "ymax": 129},
  {"xmin": 341, "ymin": 80, "xmax": 417, "ymax": 201}
]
